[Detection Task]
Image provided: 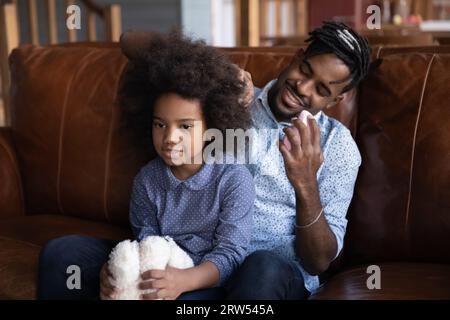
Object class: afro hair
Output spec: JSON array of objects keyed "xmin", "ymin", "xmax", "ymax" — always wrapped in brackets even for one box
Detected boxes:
[{"xmin": 118, "ymin": 30, "xmax": 252, "ymax": 148}]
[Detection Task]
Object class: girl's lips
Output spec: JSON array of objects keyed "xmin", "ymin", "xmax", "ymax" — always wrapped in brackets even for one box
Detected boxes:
[
  {"xmin": 162, "ymin": 148, "xmax": 183, "ymax": 152},
  {"xmin": 161, "ymin": 149, "xmax": 183, "ymax": 159}
]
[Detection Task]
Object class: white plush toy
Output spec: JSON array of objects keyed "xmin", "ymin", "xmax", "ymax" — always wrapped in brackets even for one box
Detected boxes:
[{"xmin": 105, "ymin": 236, "xmax": 194, "ymax": 300}]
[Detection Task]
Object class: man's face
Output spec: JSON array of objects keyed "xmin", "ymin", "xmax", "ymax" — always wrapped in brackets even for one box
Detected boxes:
[{"xmin": 268, "ymin": 51, "xmax": 351, "ymax": 122}]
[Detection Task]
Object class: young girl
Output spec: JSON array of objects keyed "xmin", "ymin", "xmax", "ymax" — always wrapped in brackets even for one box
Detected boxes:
[
  {"xmin": 102, "ymin": 31, "xmax": 255, "ymax": 300},
  {"xmin": 37, "ymin": 31, "xmax": 255, "ymax": 301}
]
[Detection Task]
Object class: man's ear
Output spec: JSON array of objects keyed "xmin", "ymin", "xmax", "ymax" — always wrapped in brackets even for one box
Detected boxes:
[
  {"xmin": 296, "ymin": 48, "xmax": 305, "ymax": 56},
  {"xmin": 295, "ymin": 48, "xmax": 305, "ymax": 61}
]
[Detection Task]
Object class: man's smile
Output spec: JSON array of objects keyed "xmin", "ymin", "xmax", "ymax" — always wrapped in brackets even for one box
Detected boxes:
[{"xmin": 281, "ymin": 82, "xmax": 308, "ymax": 111}]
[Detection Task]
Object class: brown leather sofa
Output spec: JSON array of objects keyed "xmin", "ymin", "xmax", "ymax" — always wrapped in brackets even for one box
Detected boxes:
[{"xmin": 1, "ymin": 43, "xmax": 449, "ymax": 299}]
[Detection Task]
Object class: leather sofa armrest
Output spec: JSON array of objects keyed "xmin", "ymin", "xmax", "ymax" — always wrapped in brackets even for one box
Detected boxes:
[{"xmin": 0, "ymin": 127, "xmax": 25, "ymax": 218}]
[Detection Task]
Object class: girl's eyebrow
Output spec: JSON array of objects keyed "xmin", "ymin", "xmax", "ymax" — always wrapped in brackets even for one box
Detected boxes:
[
  {"xmin": 153, "ymin": 116, "xmax": 198, "ymax": 122},
  {"xmin": 177, "ymin": 118, "xmax": 197, "ymax": 122}
]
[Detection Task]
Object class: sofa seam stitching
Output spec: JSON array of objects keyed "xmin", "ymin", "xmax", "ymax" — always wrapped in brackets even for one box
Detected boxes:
[
  {"xmin": 56, "ymin": 78, "xmax": 73, "ymax": 216},
  {"xmin": 103, "ymin": 58, "xmax": 128, "ymax": 223},
  {"xmin": 405, "ymin": 54, "xmax": 436, "ymax": 236},
  {"xmin": 376, "ymin": 46, "xmax": 383, "ymax": 59}
]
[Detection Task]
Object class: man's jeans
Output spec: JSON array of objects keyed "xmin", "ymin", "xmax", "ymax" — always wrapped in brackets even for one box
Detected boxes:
[
  {"xmin": 37, "ymin": 235, "xmax": 225, "ymax": 300},
  {"xmin": 225, "ymin": 250, "xmax": 310, "ymax": 300}
]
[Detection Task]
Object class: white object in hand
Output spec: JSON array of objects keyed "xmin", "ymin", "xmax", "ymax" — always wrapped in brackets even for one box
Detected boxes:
[
  {"xmin": 106, "ymin": 236, "xmax": 194, "ymax": 300},
  {"xmin": 282, "ymin": 110, "xmax": 314, "ymax": 151}
]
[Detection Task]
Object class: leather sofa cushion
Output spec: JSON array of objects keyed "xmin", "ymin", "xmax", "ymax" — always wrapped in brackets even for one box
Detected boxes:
[
  {"xmin": 0, "ymin": 215, "xmax": 132, "ymax": 299},
  {"xmin": 0, "ymin": 215, "xmax": 132, "ymax": 247},
  {"xmin": 310, "ymin": 263, "xmax": 450, "ymax": 300},
  {"xmin": 0, "ymin": 237, "xmax": 40, "ymax": 299}
]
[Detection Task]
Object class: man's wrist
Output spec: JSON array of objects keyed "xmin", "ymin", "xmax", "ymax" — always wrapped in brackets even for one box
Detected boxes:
[
  {"xmin": 292, "ymin": 176, "xmax": 319, "ymax": 198},
  {"xmin": 293, "ymin": 178, "xmax": 322, "ymax": 220}
]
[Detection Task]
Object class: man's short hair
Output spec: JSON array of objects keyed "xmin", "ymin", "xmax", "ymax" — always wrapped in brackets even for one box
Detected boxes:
[{"xmin": 304, "ymin": 21, "xmax": 371, "ymax": 93}]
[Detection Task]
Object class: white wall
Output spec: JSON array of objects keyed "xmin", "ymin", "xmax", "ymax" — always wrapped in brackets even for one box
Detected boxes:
[
  {"xmin": 181, "ymin": 0, "xmax": 236, "ymax": 46},
  {"xmin": 181, "ymin": 0, "xmax": 212, "ymax": 42},
  {"xmin": 211, "ymin": 0, "xmax": 236, "ymax": 46}
]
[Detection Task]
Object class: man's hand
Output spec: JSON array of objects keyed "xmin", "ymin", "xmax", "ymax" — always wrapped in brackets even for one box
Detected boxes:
[
  {"xmin": 234, "ymin": 64, "xmax": 254, "ymax": 108},
  {"xmin": 279, "ymin": 116, "xmax": 324, "ymax": 191},
  {"xmin": 139, "ymin": 266, "xmax": 190, "ymax": 300},
  {"xmin": 99, "ymin": 263, "xmax": 119, "ymax": 300}
]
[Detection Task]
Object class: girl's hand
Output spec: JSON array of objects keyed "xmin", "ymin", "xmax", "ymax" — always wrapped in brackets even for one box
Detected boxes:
[
  {"xmin": 99, "ymin": 263, "xmax": 119, "ymax": 300},
  {"xmin": 139, "ymin": 266, "xmax": 190, "ymax": 300}
]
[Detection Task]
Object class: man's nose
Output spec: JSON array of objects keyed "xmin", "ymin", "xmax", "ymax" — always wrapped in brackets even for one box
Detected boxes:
[{"xmin": 296, "ymin": 79, "xmax": 313, "ymax": 97}]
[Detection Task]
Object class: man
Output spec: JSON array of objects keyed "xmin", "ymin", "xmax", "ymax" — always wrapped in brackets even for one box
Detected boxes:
[{"xmin": 225, "ymin": 21, "xmax": 371, "ymax": 299}]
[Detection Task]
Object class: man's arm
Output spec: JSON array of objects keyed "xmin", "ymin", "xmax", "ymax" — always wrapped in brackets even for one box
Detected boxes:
[
  {"xmin": 293, "ymin": 180, "xmax": 337, "ymax": 275},
  {"xmin": 279, "ymin": 116, "xmax": 360, "ymax": 275}
]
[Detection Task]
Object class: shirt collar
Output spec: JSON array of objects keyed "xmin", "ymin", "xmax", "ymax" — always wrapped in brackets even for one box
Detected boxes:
[
  {"xmin": 256, "ymin": 79, "xmax": 279, "ymax": 127},
  {"xmin": 158, "ymin": 157, "xmax": 216, "ymax": 191}
]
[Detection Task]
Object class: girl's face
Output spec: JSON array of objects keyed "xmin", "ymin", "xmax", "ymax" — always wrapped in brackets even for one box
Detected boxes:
[{"xmin": 152, "ymin": 93, "xmax": 206, "ymax": 167}]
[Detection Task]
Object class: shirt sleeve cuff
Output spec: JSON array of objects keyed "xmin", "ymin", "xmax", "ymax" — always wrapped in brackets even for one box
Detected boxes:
[{"xmin": 328, "ymin": 224, "xmax": 345, "ymax": 261}]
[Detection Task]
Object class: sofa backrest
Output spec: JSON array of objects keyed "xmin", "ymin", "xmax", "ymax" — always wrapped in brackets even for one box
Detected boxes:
[
  {"xmin": 10, "ymin": 45, "xmax": 137, "ymax": 225},
  {"xmin": 344, "ymin": 48, "xmax": 450, "ymax": 266}
]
